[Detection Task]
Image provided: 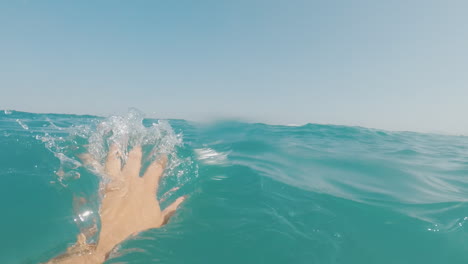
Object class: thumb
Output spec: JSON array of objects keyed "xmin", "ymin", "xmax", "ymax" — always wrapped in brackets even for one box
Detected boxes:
[{"xmin": 161, "ymin": 196, "xmax": 186, "ymax": 225}]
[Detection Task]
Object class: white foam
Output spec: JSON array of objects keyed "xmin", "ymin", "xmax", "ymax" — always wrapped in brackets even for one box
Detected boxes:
[{"xmin": 15, "ymin": 119, "xmax": 29, "ymax": 130}]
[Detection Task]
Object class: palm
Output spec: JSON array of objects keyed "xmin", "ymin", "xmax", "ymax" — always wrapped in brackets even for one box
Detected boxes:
[
  {"xmin": 47, "ymin": 145, "xmax": 184, "ymax": 264},
  {"xmin": 91, "ymin": 145, "xmax": 184, "ymax": 257}
]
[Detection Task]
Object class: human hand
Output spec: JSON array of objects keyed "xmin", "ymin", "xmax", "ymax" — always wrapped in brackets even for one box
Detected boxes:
[
  {"xmin": 47, "ymin": 145, "xmax": 185, "ymax": 263},
  {"xmin": 94, "ymin": 145, "xmax": 185, "ymax": 258}
]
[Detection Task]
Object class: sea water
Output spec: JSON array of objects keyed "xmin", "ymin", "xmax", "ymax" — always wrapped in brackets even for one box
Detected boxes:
[{"xmin": 1, "ymin": 109, "xmax": 468, "ymax": 264}]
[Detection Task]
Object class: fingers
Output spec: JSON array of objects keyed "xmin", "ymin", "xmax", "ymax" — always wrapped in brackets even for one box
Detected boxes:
[
  {"xmin": 161, "ymin": 196, "xmax": 185, "ymax": 225},
  {"xmin": 105, "ymin": 144, "xmax": 121, "ymax": 177},
  {"xmin": 78, "ymin": 153, "xmax": 104, "ymax": 174},
  {"xmin": 76, "ymin": 233, "xmax": 87, "ymax": 246},
  {"xmin": 143, "ymin": 155, "xmax": 167, "ymax": 191},
  {"xmin": 122, "ymin": 145, "xmax": 142, "ymax": 179}
]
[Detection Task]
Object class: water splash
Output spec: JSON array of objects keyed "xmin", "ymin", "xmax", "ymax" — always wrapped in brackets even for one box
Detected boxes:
[
  {"xmin": 34, "ymin": 109, "xmax": 197, "ymax": 247},
  {"xmin": 83, "ymin": 109, "xmax": 184, "ymax": 180}
]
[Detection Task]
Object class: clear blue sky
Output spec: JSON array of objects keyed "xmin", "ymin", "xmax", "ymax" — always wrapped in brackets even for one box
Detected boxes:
[{"xmin": 1, "ymin": 0, "xmax": 467, "ymax": 134}]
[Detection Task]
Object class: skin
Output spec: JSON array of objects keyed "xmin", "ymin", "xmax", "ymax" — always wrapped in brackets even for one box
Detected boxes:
[{"xmin": 46, "ymin": 145, "xmax": 185, "ymax": 264}]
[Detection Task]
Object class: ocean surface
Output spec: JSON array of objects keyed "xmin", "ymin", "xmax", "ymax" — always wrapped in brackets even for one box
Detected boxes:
[{"xmin": 1, "ymin": 109, "xmax": 468, "ymax": 264}]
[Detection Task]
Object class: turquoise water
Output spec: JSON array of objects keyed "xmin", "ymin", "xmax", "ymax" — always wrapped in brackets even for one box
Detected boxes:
[{"xmin": 1, "ymin": 109, "xmax": 468, "ymax": 264}]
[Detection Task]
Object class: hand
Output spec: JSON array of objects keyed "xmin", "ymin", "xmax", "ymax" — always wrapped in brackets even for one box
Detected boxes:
[
  {"xmin": 95, "ymin": 145, "xmax": 185, "ymax": 257},
  {"xmin": 47, "ymin": 145, "xmax": 185, "ymax": 263}
]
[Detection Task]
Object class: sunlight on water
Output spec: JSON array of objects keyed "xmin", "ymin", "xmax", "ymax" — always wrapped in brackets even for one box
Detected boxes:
[{"xmin": 194, "ymin": 148, "xmax": 228, "ymax": 165}]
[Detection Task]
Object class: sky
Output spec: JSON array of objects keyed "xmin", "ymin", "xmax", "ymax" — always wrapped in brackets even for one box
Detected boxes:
[{"xmin": 0, "ymin": 0, "xmax": 467, "ymax": 134}]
